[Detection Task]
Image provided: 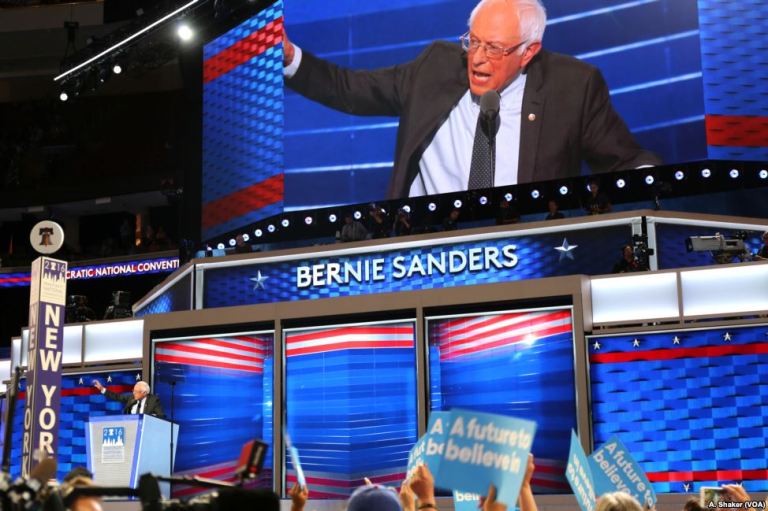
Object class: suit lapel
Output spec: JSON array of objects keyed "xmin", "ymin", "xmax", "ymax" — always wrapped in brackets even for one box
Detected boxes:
[{"xmin": 518, "ymin": 51, "xmax": 546, "ymax": 183}]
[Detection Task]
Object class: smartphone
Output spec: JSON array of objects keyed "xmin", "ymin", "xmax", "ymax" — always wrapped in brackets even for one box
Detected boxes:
[{"xmin": 700, "ymin": 486, "xmax": 725, "ymax": 507}]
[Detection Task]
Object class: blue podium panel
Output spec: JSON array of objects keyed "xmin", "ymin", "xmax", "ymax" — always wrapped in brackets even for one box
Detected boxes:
[
  {"xmin": 427, "ymin": 307, "xmax": 578, "ymax": 494},
  {"xmin": 86, "ymin": 414, "xmax": 178, "ymax": 498}
]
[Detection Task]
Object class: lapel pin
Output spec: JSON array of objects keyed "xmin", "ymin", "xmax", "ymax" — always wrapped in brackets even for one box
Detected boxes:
[{"xmin": 528, "ymin": 113, "xmax": 536, "ymax": 121}]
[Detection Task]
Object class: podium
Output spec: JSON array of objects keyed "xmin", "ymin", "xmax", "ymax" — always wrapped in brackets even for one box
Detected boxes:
[{"xmin": 86, "ymin": 414, "xmax": 179, "ymax": 498}]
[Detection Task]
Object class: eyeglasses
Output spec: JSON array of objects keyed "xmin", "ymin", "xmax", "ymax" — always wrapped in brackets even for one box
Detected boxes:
[{"xmin": 460, "ymin": 32, "xmax": 527, "ymax": 59}]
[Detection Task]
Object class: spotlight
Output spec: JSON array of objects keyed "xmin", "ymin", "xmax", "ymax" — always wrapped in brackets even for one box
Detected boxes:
[
  {"xmin": 402, "ymin": 205, "xmax": 411, "ymax": 213},
  {"xmin": 59, "ymin": 92, "xmax": 68, "ymax": 102},
  {"xmin": 254, "ymin": 229, "xmax": 263, "ymax": 237},
  {"xmin": 531, "ymin": 189, "xmax": 540, "ymax": 199},
  {"xmin": 701, "ymin": 168, "xmax": 711, "ymax": 178},
  {"xmin": 615, "ymin": 179, "xmax": 626, "ymax": 189},
  {"xmin": 453, "ymin": 199, "xmax": 463, "ymax": 208},
  {"xmin": 281, "ymin": 218, "xmax": 290, "ymax": 228},
  {"xmin": 428, "ymin": 202, "xmax": 437, "ymax": 212},
  {"xmin": 729, "ymin": 168, "xmax": 740, "ymax": 179},
  {"xmin": 304, "ymin": 216, "xmax": 313, "ymax": 225},
  {"xmin": 267, "ymin": 224, "xmax": 276, "ymax": 233},
  {"xmin": 216, "ymin": 243, "xmax": 225, "ymax": 250},
  {"xmin": 353, "ymin": 211, "xmax": 362, "ymax": 220},
  {"xmin": 644, "ymin": 175, "xmax": 655, "ymax": 185},
  {"xmin": 112, "ymin": 64, "xmax": 122, "ymax": 75},
  {"xmin": 228, "ymin": 238, "xmax": 236, "ymax": 247},
  {"xmin": 559, "ymin": 185, "xmax": 568, "ymax": 196},
  {"xmin": 479, "ymin": 196, "xmax": 488, "ymax": 205},
  {"xmin": 503, "ymin": 193, "xmax": 513, "ymax": 202},
  {"xmin": 328, "ymin": 213, "xmax": 337, "ymax": 223},
  {"xmin": 176, "ymin": 23, "xmax": 194, "ymax": 42},
  {"xmin": 242, "ymin": 233, "xmax": 250, "ymax": 242},
  {"xmin": 760, "ymin": 170, "xmax": 768, "ymax": 179},
  {"xmin": 674, "ymin": 170, "xmax": 685, "ymax": 181}
]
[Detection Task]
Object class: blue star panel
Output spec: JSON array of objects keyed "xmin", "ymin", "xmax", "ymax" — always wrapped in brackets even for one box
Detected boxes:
[
  {"xmin": 202, "ymin": 2, "xmax": 284, "ymax": 240},
  {"xmin": 7, "ymin": 370, "xmax": 139, "ymax": 480},
  {"xmin": 153, "ymin": 332, "xmax": 274, "ymax": 497},
  {"xmin": 135, "ymin": 273, "xmax": 192, "ymax": 317},
  {"xmin": 655, "ymin": 223, "xmax": 764, "ymax": 270},
  {"xmin": 427, "ymin": 308, "xmax": 576, "ymax": 494},
  {"xmin": 589, "ymin": 324, "xmax": 768, "ymax": 494},
  {"xmin": 203, "ymin": 226, "xmax": 630, "ymax": 308},
  {"xmin": 284, "ymin": 321, "xmax": 417, "ymax": 498}
]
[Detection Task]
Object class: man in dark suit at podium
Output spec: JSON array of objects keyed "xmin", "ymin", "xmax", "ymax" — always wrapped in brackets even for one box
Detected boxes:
[{"xmin": 93, "ymin": 379, "xmax": 165, "ymax": 418}]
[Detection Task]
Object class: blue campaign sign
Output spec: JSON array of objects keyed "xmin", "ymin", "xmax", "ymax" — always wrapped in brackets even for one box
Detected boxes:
[
  {"xmin": 433, "ymin": 409, "xmax": 536, "ymax": 507},
  {"xmin": 566, "ymin": 430, "xmax": 596, "ymax": 511},
  {"xmin": 406, "ymin": 411, "xmax": 450, "ymax": 477},
  {"xmin": 589, "ymin": 436, "xmax": 656, "ymax": 508},
  {"xmin": 453, "ymin": 490, "xmax": 482, "ymax": 511}
]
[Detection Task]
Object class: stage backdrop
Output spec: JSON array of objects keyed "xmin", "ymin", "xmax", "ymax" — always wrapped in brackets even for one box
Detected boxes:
[
  {"xmin": 427, "ymin": 307, "xmax": 577, "ymax": 494},
  {"xmin": 7, "ymin": 370, "xmax": 140, "ymax": 481}
]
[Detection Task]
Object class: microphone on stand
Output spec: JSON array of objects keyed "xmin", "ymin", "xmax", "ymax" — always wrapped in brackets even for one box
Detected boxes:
[{"xmin": 479, "ymin": 90, "xmax": 501, "ymax": 187}]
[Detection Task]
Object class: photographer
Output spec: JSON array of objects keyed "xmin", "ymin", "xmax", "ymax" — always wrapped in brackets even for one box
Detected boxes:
[
  {"xmin": 755, "ymin": 231, "xmax": 768, "ymax": 260},
  {"xmin": 612, "ymin": 244, "xmax": 648, "ymax": 273}
]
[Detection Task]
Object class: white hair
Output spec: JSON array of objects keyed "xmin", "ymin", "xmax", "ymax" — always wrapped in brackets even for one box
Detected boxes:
[
  {"xmin": 135, "ymin": 381, "xmax": 150, "ymax": 394},
  {"xmin": 595, "ymin": 492, "xmax": 644, "ymax": 511},
  {"xmin": 468, "ymin": 0, "xmax": 547, "ymax": 52}
]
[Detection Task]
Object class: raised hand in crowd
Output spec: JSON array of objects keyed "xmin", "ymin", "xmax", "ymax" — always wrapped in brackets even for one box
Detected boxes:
[
  {"xmin": 482, "ymin": 484, "xmax": 507, "ymax": 511},
  {"xmin": 289, "ymin": 482, "xmax": 308, "ymax": 511},
  {"xmin": 399, "ymin": 478, "xmax": 417, "ymax": 511},
  {"xmin": 518, "ymin": 453, "xmax": 538, "ymax": 511},
  {"xmin": 408, "ymin": 463, "xmax": 437, "ymax": 509}
]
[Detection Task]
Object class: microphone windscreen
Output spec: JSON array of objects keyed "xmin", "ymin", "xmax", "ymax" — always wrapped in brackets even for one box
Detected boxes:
[
  {"xmin": 30, "ymin": 457, "xmax": 57, "ymax": 484},
  {"xmin": 480, "ymin": 90, "xmax": 501, "ymax": 117}
]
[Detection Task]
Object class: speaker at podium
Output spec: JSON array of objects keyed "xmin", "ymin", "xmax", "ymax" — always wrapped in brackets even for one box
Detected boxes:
[{"xmin": 86, "ymin": 414, "xmax": 179, "ymax": 498}]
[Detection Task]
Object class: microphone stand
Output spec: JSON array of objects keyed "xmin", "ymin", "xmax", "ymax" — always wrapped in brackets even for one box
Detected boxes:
[
  {"xmin": 168, "ymin": 379, "xmax": 177, "ymax": 497},
  {"xmin": 486, "ymin": 113, "xmax": 498, "ymax": 187}
]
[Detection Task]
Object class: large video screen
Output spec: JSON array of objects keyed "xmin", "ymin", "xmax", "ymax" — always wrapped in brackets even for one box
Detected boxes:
[
  {"xmin": 589, "ymin": 324, "xmax": 768, "ymax": 493},
  {"xmin": 153, "ymin": 330, "xmax": 274, "ymax": 497},
  {"xmin": 8, "ymin": 369, "xmax": 139, "ymax": 480},
  {"xmin": 426, "ymin": 307, "xmax": 577, "ymax": 494},
  {"xmin": 283, "ymin": 320, "xmax": 418, "ymax": 498},
  {"xmin": 202, "ymin": 0, "xmax": 711, "ymax": 240}
]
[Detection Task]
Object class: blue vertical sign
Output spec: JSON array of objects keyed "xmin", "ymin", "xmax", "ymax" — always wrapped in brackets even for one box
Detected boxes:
[{"xmin": 22, "ymin": 257, "xmax": 67, "ymax": 476}]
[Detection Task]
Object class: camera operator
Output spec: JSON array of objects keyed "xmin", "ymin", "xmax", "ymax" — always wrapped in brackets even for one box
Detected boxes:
[
  {"xmin": 755, "ymin": 231, "xmax": 768, "ymax": 261},
  {"xmin": 612, "ymin": 244, "xmax": 648, "ymax": 273}
]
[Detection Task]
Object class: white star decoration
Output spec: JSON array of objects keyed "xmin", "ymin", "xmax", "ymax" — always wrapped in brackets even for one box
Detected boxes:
[
  {"xmin": 723, "ymin": 332, "xmax": 732, "ymax": 342},
  {"xmin": 136, "ymin": 373, "xmax": 141, "ymax": 380},
  {"xmin": 683, "ymin": 483, "xmax": 690, "ymax": 493},
  {"xmin": 78, "ymin": 377, "xmax": 84, "ymax": 385},
  {"xmin": 250, "ymin": 270, "xmax": 269, "ymax": 291},
  {"xmin": 107, "ymin": 376, "xmax": 112, "ymax": 383},
  {"xmin": 632, "ymin": 338, "xmax": 640, "ymax": 348},
  {"xmin": 593, "ymin": 341, "xmax": 601, "ymax": 350},
  {"xmin": 673, "ymin": 336, "xmax": 680, "ymax": 344},
  {"xmin": 554, "ymin": 238, "xmax": 578, "ymax": 261}
]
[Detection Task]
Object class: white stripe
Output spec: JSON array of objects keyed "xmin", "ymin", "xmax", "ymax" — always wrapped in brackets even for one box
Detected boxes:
[
  {"xmin": 156, "ymin": 347, "xmax": 263, "ymax": 366},
  {"xmin": 181, "ymin": 339, "xmax": 267, "ymax": 358},
  {"xmin": 287, "ymin": 332, "xmax": 413, "ymax": 351},
  {"xmin": 441, "ymin": 317, "xmax": 572, "ymax": 356},
  {"xmin": 439, "ymin": 311, "xmax": 554, "ymax": 337}
]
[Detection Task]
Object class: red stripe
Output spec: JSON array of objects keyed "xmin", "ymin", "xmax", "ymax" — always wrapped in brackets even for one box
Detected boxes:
[
  {"xmin": 590, "ymin": 342, "xmax": 768, "ymax": 364},
  {"xmin": 286, "ymin": 472, "xmax": 405, "ymax": 488},
  {"xmin": 531, "ymin": 478, "xmax": 570, "ymax": 490},
  {"xmin": 231, "ymin": 335, "xmax": 271, "ymax": 346},
  {"xmin": 439, "ymin": 312, "xmax": 571, "ymax": 353},
  {"xmin": 0, "ymin": 277, "xmax": 31, "ymax": 283},
  {"xmin": 155, "ymin": 353, "xmax": 263, "ymax": 373},
  {"xmin": 202, "ymin": 173, "xmax": 284, "ymax": 230},
  {"xmin": 157, "ymin": 342, "xmax": 265, "ymax": 364},
  {"xmin": 288, "ymin": 326, "xmax": 413, "ymax": 344},
  {"xmin": 180, "ymin": 338, "xmax": 268, "ymax": 356},
  {"xmin": 287, "ymin": 340, "xmax": 414, "ymax": 357},
  {"xmin": 16, "ymin": 384, "xmax": 134, "ymax": 400},
  {"xmin": 441, "ymin": 323, "xmax": 573, "ymax": 360},
  {"xmin": 647, "ymin": 469, "xmax": 768, "ymax": 482},
  {"xmin": 705, "ymin": 115, "xmax": 768, "ymax": 147},
  {"xmin": 438, "ymin": 311, "xmax": 569, "ymax": 341},
  {"xmin": 203, "ymin": 18, "xmax": 283, "ymax": 84}
]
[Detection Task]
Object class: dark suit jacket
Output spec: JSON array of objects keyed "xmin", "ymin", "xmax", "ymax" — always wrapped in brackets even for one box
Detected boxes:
[
  {"xmin": 104, "ymin": 389, "xmax": 165, "ymax": 418},
  {"xmin": 286, "ymin": 42, "xmax": 662, "ymax": 198}
]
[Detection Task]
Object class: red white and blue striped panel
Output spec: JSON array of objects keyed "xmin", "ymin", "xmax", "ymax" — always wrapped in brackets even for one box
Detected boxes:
[
  {"xmin": 155, "ymin": 336, "xmax": 270, "ymax": 373},
  {"xmin": 286, "ymin": 324, "xmax": 414, "ymax": 358},
  {"xmin": 435, "ymin": 310, "xmax": 573, "ymax": 361}
]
